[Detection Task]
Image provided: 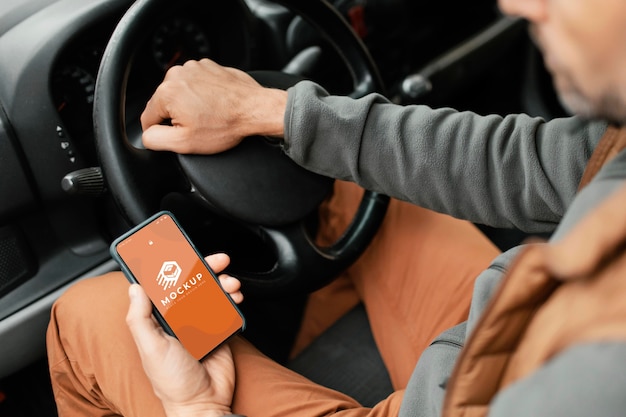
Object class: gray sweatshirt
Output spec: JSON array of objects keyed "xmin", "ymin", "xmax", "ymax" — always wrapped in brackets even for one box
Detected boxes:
[{"xmin": 283, "ymin": 81, "xmax": 626, "ymax": 416}]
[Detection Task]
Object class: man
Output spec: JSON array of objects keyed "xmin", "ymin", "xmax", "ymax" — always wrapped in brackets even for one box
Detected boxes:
[{"xmin": 46, "ymin": 0, "xmax": 626, "ymax": 416}]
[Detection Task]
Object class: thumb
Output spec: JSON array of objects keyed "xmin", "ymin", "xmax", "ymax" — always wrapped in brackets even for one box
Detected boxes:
[
  {"xmin": 142, "ymin": 124, "xmax": 182, "ymax": 152},
  {"xmin": 126, "ymin": 284, "xmax": 164, "ymax": 355},
  {"xmin": 127, "ymin": 284, "xmax": 153, "ymax": 319}
]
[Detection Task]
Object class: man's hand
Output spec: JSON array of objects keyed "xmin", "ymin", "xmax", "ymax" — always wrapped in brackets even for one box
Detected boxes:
[
  {"xmin": 141, "ymin": 58, "xmax": 287, "ymax": 155},
  {"xmin": 126, "ymin": 253, "xmax": 241, "ymax": 417}
]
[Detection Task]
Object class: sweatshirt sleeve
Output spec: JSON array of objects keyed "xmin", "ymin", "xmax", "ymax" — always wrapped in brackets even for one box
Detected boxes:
[{"xmin": 283, "ymin": 81, "xmax": 607, "ymax": 233}]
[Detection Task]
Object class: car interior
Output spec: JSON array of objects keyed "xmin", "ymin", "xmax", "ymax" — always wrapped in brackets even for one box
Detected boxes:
[{"xmin": 0, "ymin": 0, "xmax": 566, "ymax": 415}]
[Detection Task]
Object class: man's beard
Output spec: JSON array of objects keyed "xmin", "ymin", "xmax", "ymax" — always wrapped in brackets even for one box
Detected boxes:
[
  {"xmin": 558, "ymin": 83, "xmax": 626, "ymax": 126},
  {"xmin": 529, "ymin": 25, "xmax": 626, "ymax": 125}
]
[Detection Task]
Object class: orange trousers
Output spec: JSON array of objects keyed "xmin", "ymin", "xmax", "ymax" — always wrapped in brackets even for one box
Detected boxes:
[{"xmin": 46, "ymin": 181, "xmax": 499, "ymax": 416}]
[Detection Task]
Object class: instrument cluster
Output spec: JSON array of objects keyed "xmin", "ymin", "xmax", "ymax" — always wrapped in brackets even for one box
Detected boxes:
[{"xmin": 50, "ymin": 3, "xmax": 254, "ymax": 165}]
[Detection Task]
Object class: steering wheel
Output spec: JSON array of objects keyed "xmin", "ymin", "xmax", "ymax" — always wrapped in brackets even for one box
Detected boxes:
[{"xmin": 94, "ymin": 0, "xmax": 389, "ymax": 295}]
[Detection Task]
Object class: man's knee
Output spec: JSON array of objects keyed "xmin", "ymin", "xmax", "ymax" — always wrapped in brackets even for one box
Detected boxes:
[{"xmin": 48, "ymin": 271, "xmax": 130, "ymax": 349}]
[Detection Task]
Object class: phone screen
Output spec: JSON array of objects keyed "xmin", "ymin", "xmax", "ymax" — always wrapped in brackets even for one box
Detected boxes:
[{"xmin": 112, "ymin": 212, "xmax": 245, "ymax": 360}]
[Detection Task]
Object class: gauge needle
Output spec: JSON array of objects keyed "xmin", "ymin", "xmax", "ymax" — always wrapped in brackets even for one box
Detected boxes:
[{"xmin": 166, "ymin": 50, "xmax": 183, "ymax": 70}]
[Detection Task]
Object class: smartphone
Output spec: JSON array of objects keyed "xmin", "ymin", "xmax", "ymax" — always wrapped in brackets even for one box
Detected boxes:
[{"xmin": 110, "ymin": 211, "xmax": 245, "ymax": 360}]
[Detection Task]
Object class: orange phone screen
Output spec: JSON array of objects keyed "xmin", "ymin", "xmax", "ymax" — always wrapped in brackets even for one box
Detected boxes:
[{"xmin": 115, "ymin": 213, "xmax": 244, "ymax": 360}]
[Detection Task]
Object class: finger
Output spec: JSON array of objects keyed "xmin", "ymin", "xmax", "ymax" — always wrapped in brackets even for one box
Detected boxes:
[
  {"xmin": 126, "ymin": 284, "xmax": 152, "ymax": 322},
  {"xmin": 545, "ymin": 184, "xmax": 626, "ymax": 279},
  {"xmin": 140, "ymin": 92, "xmax": 172, "ymax": 132},
  {"xmin": 219, "ymin": 274, "xmax": 241, "ymax": 292},
  {"xmin": 126, "ymin": 284, "xmax": 165, "ymax": 355},
  {"xmin": 204, "ymin": 253, "xmax": 231, "ymax": 274},
  {"xmin": 228, "ymin": 291, "xmax": 244, "ymax": 305},
  {"xmin": 218, "ymin": 275, "xmax": 243, "ymax": 304}
]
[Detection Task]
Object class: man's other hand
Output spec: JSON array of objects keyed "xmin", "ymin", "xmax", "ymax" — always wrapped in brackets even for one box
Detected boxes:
[{"xmin": 141, "ymin": 58, "xmax": 287, "ymax": 155}]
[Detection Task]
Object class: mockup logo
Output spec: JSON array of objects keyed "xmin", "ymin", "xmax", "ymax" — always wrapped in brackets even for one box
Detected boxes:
[{"xmin": 157, "ymin": 261, "xmax": 181, "ymax": 290}]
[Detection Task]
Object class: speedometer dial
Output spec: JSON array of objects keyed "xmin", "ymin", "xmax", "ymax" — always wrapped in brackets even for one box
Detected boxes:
[
  {"xmin": 152, "ymin": 17, "xmax": 211, "ymax": 71},
  {"xmin": 52, "ymin": 65, "xmax": 96, "ymax": 133},
  {"xmin": 51, "ymin": 64, "xmax": 99, "ymax": 163}
]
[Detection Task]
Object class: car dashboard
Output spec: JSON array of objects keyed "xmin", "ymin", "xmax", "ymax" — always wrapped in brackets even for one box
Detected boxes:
[{"xmin": 0, "ymin": 0, "xmax": 258, "ymax": 378}]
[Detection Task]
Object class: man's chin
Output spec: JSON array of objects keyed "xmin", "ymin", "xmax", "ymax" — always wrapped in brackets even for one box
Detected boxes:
[
  {"xmin": 557, "ymin": 89, "xmax": 626, "ymax": 125},
  {"xmin": 557, "ymin": 91, "xmax": 592, "ymax": 117}
]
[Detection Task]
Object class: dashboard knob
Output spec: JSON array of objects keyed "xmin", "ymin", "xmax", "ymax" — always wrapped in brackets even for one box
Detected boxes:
[{"xmin": 61, "ymin": 167, "xmax": 105, "ymax": 196}]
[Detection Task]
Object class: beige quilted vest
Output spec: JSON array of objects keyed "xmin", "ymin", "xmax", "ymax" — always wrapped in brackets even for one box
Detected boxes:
[{"xmin": 442, "ymin": 125, "xmax": 626, "ymax": 417}]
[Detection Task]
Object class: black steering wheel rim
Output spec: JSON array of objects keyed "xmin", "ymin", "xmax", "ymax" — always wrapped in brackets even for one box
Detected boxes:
[{"xmin": 95, "ymin": 0, "xmax": 390, "ymax": 295}]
